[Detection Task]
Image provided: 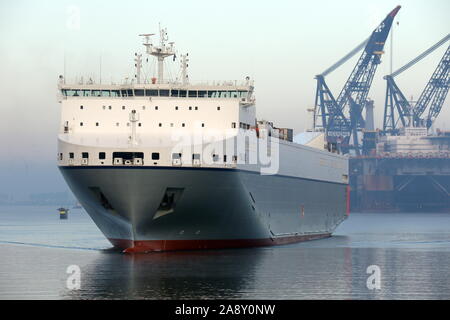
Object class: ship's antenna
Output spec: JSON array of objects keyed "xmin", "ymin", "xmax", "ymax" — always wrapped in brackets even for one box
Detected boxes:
[
  {"xmin": 99, "ymin": 54, "xmax": 102, "ymax": 84},
  {"xmin": 180, "ymin": 53, "xmax": 189, "ymax": 85},
  {"xmin": 159, "ymin": 22, "xmax": 163, "ymax": 47},
  {"xmin": 134, "ymin": 53, "xmax": 142, "ymax": 84},
  {"xmin": 63, "ymin": 51, "xmax": 66, "ymax": 84},
  {"xmin": 139, "ymin": 26, "xmax": 175, "ymax": 84}
]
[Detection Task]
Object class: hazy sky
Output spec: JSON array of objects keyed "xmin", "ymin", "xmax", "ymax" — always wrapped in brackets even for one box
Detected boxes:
[{"xmin": 0, "ymin": 0, "xmax": 449, "ymax": 195}]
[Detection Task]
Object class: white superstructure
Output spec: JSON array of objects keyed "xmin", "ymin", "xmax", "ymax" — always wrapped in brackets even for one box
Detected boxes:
[
  {"xmin": 57, "ymin": 81, "xmax": 255, "ymax": 166},
  {"xmin": 57, "ymin": 29, "xmax": 259, "ymax": 168}
]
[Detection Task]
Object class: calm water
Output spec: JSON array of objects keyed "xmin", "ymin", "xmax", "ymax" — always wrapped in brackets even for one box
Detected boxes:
[{"xmin": 0, "ymin": 206, "xmax": 449, "ymax": 300}]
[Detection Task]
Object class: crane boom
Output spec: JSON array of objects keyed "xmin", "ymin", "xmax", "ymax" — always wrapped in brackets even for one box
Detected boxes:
[
  {"xmin": 413, "ymin": 44, "xmax": 450, "ymax": 127},
  {"xmin": 320, "ymin": 38, "xmax": 369, "ymax": 77},
  {"xmin": 314, "ymin": 5, "xmax": 400, "ymax": 154},
  {"xmin": 391, "ymin": 34, "xmax": 450, "ymax": 78},
  {"xmin": 382, "ymin": 34, "xmax": 450, "ymax": 133},
  {"xmin": 335, "ymin": 6, "xmax": 400, "ymax": 111}
]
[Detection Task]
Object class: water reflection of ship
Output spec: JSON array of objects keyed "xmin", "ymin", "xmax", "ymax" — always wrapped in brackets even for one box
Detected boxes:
[
  {"xmin": 63, "ymin": 242, "xmax": 356, "ymax": 299},
  {"xmin": 64, "ymin": 248, "xmax": 266, "ymax": 299}
]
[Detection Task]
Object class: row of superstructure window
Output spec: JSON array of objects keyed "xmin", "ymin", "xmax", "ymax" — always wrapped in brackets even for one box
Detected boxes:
[
  {"xmin": 59, "ymin": 151, "xmax": 238, "ymax": 163},
  {"xmin": 59, "ymin": 152, "xmax": 159, "ymax": 161},
  {"xmin": 73, "ymin": 122, "xmax": 243, "ymax": 129},
  {"xmin": 76, "ymin": 122, "xmax": 207, "ymax": 127},
  {"xmin": 63, "ymin": 89, "xmax": 249, "ymax": 98},
  {"xmin": 79, "ymin": 105, "xmax": 209, "ymax": 111}
]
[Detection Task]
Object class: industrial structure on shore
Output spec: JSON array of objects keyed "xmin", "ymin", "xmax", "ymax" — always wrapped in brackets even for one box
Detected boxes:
[{"xmin": 312, "ymin": 6, "xmax": 450, "ymax": 212}]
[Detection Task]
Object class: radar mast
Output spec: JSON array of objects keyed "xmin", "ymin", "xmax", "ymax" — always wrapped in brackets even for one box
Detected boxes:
[
  {"xmin": 180, "ymin": 53, "xmax": 189, "ymax": 85},
  {"xmin": 139, "ymin": 25, "xmax": 175, "ymax": 84}
]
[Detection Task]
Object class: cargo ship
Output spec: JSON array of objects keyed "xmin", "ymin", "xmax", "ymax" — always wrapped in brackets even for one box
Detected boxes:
[{"xmin": 57, "ymin": 29, "xmax": 349, "ymax": 252}]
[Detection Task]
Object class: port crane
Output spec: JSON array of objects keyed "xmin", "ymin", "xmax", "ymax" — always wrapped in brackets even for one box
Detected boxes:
[
  {"xmin": 383, "ymin": 34, "xmax": 450, "ymax": 134},
  {"xmin": 314, "ymin": 6, "xmax": 400, "ymax": 155}
]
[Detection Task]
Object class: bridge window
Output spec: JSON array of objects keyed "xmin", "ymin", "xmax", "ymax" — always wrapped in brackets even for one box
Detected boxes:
[
  {"xmin": 219, "ymin": 91, "xmax": 229, "ymax": 98},
  {"xmin": 92, "ymin": 90, "xmax": 101, "ymax": 97},
  {"xmin": 82, "ymin": 152, "xmax": 89, "ymax": 159},
  {"xmin": 198, "ymin": 90, "xmax": 207, "ymax": 98},
  {"xmin": 171, "ymin": 90, "xmax": 179, "ymax": 97},
  {"xmin": 146, "ymin": 89, "xmax": 158, "ymax": 96},
  {"xmin": 101, "ymin": 90, "xmax": 111, "ymax": 97},
  {"xmin": 111, "ymin": 90, "xmax": 120, "ymax": 97},
  {"xmin": 239, "ymin": 91, "xmax": 248, "ymax": 98},
  {"xmin": 160, "ymin": 89, "xmax": 170, "ymax": 96},
  {"xmin": 188, "ymin": 90, "xmax": 197, "ymax": 98},
  {"xmin": 135, "ymin": 89, "xmax": 144, "ymax": 96},
  {"xmin": 229, "ymin": 91, "xmax": 238, "ymax": 98},
  {"xmin": 179, "ymin": 90, "xmax": 187, "ymax": 97},
  {"xmin": 66, "ymin": 89, "xmax": 81, "ymax": 96}
]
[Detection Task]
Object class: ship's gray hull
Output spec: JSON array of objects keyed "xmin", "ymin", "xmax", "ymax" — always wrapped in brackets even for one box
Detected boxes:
[{"xmin": 59, "ymin": 166, "xmax": 348, "ymax": 252}]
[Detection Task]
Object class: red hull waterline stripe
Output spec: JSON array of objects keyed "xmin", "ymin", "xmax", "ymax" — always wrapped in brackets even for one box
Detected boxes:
[{"xmin": 109, "ymin": 233, "xmax": 332, "ymax": 253}]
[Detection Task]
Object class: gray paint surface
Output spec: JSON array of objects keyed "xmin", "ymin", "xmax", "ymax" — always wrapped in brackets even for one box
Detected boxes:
[{"xmin": 59, "ymin": 166, "xmax": 347, "ymax": 244}]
